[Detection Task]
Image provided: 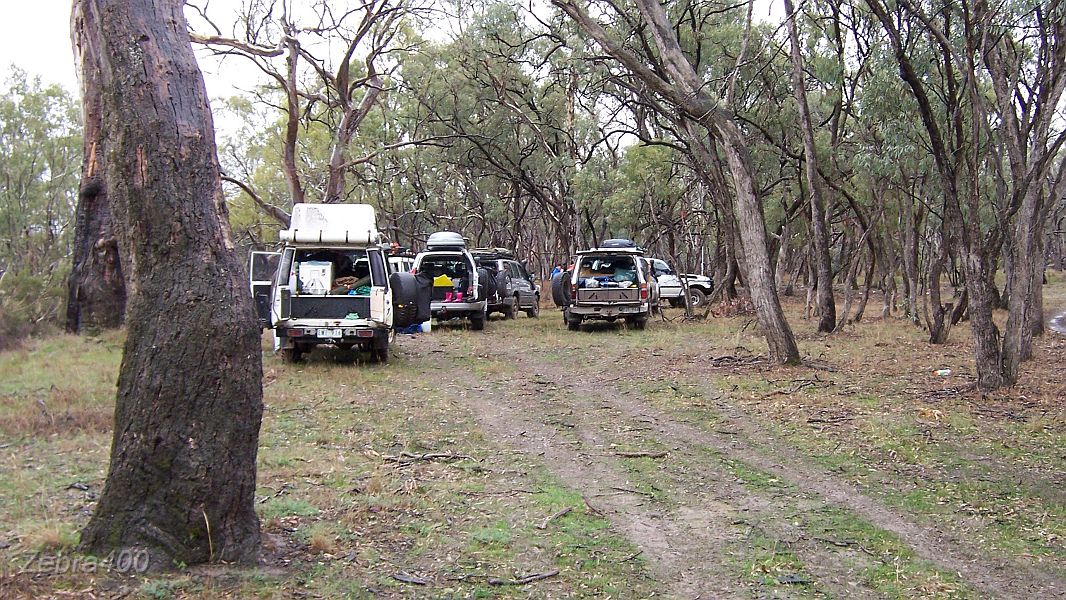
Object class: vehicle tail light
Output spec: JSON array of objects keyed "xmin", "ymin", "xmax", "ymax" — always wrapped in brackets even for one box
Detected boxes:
[
  {"xmin": 289, "ymin": 328, "xmax": 304, "ymax": 337},
  {"xmin": 640, "ymin": 284, "xmax": 649, "ymax": 300},
  {"xmin": 356, "ymin": 329, "xmax": 374, "ymax": 338}
]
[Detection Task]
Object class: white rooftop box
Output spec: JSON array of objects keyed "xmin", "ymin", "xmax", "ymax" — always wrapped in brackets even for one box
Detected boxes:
[
  {"xmin": 426, "ymin": 231, "xmax": 466, "ymax": 250},
  {"xmin": 281, "ymin": 203, "xmax": 380, "ymax": 244}
]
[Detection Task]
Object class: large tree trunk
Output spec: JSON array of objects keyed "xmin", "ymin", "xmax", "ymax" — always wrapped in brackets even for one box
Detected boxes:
[
  {"xmin": 65, "ymin": 7, "xmax": 125, "ymax": 333},
  {"xmin": 75, "ymin": 0, "xmax": 264, "ymax": 569},
  {"xmin": 784, "ymin": 0, "xmax": 835, "ymax": 333}
]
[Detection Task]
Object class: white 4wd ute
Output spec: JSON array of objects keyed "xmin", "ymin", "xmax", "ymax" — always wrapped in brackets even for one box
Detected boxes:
[
  {"xmin": 551, "ymin": 239, "xmax": 659, "ymax": 330},
  {"xmin": 249, "ymin": 203, "xmax": 430, "ymax": 363},
  {"xmin": 648, "ymin": 258, "xmax": 714, "ymax": 308}
]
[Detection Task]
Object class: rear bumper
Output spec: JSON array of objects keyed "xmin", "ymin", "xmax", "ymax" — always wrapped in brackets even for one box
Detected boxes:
[
  {"xmin": 431, "ymin": 300, "xmax": 486, "ymax": 317},
  {"xmin": 570, "ymin": 303, "xmax": 648, "ymax": 319},
  {"xmin": 277, "ymin": 324, "xmax": 387, "ymax": 347}
]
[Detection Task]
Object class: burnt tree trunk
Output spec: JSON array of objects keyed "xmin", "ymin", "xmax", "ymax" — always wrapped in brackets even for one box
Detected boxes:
[
  {"xmin": 66, "ymin": 7, "xmax": 125, "ymax": 333},
  {"xmin": 75, "ymin": 0, "xmax": 263, "ymax": 569}
]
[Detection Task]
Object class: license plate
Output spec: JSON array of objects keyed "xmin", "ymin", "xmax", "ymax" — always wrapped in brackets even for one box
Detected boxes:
[{"xmin": 316, "ymin": 328, "xmax": 342, "ymax": 338}]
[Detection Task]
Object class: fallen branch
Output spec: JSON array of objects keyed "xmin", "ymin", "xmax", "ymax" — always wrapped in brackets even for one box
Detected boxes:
[
  {"xmin": 488, "ymin": 569, "xmax": 560, "ymax": 586},
  {"xmin": 536, "ymin": 507, "xmax": 572, "ymax": 530},
  {"xmin": 392, "ymin": 571, "xmax": 428, "ymax": 585},
  {"xmin": 582, "ymin": 496, "xmax": 605, "ymax": 517},
  {"xmin": 806, "ymin": 415, "xmax": 853, "ymax": 424},
  {"xmin": 383, "ymin": 451, "xmax": 475, "ymax": 464},
  {"xmin": 614, "ymin": 450, "xmax": 668, "ymax": 459}
]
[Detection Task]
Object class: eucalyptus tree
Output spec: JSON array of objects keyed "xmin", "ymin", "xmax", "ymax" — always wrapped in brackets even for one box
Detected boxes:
[
  {"xmin": 188, "ymin": 0, "xmax": 417, "ymax": 223},
  {"xmin": 73, "ymin": 0, "xmax": 263, "ymax": 568},
  {"xmin": 865, "ymin": 0, "xmax": 1066, "ymax": 389},
  {"xmin": 0, "ymin": 70, "xmax": 82, "ymax": 335},
  {"xmin": 553, "ymin": 0, "xmax": 801, "ymax": 364}
]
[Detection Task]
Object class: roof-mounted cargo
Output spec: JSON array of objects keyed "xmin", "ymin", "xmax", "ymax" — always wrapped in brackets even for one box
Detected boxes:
[
  {"xmin": 280, "ymin": 203, "xmax": 381, "ymax": 244},
  {"xmin": 426, "ymin": 231, "xmax": 467, "ymax": 250},
  {"xmin": 471, "ymin": 247, "xmax": 515, "ymax": 259},
  {"xmin": 577, "ymin": 238, "xmax": 644, "ymax": 255}
]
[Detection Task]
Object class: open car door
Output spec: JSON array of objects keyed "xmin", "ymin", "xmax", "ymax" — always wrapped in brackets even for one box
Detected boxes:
[
  {"xmin": 367, "ymin": 249, "xmax": 392, "ymax": 327},
  {"xmin": 249, "ymin": 251, "xmax": 281, "ymax": 329}
]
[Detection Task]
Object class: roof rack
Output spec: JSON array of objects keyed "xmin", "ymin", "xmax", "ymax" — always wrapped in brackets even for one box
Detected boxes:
[{"xmin": 471, "ymin": 247, "xmax": 515, "ymax": 259}]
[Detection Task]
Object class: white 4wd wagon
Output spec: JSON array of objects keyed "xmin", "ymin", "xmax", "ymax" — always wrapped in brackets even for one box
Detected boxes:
[{"xmin": 413, "ymin": 232, "xmax": 490, "ymax": 330}]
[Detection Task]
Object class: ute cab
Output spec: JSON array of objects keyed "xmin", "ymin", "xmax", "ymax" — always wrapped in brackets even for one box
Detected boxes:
[
  {"xmin": 249, "ymin": 203, "xmax": 428, "ymax": 363},
  {"xmin": 647, "ymin": 257, "xmax": 714, "ymax": 308}
]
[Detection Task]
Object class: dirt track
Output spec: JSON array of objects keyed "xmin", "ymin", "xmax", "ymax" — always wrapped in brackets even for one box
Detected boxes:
[{"xmin": 407, "ymin": 319, "xmax": 1065, "ymax": 599}]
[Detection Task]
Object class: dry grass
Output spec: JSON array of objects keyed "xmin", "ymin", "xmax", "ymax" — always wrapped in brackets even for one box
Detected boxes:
[{"xmin": 0, "ymin": 277, "xmax": 1062, "ymax": 598}]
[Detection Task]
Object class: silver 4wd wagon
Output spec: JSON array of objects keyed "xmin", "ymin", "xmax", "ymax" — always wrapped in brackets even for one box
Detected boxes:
[
  {"xmin": 413, "ymin": 232, "xmax": 491, "ymax": 330},
  {"xmin": 551, "ymin": 239, "xmax": 658, "ymax": 330}
]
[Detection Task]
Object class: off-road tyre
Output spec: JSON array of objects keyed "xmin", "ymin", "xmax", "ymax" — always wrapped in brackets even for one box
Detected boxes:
[
  {"xmin": 525, "ymin": 296, "xmax": 540, "ymax": 318},
  {"xmin": 470, "ymin": 309, "xmax": 486, "ymax": 331},
  {"xmin": 371, "ymin": 336, "xmax": 389, "ymax": 363},
  {"xmin": 280, "ymin": 344, "xmax": 303, "ymax": 364},
  {"xmin": 551, "ymin": 271, "xmax": 572, "ymax": 306},
  {"xmin": 627, "ymin": 316, "xmax": 648, "ymax": 330},
  {"xmin": 688, "ymin": 287, "xmax": 708, "ymax": 308}
]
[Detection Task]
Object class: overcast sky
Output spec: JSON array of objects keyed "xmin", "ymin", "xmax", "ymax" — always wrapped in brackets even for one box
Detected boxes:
[{"xmin": 2, "ymin": 0, "xmax": 782, "ymax": 110}]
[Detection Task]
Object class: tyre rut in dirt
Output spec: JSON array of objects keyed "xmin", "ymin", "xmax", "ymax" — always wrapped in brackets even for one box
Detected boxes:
[{"xmin": 551, "ymin": 271, "xmax": 572, "ymax": 306}]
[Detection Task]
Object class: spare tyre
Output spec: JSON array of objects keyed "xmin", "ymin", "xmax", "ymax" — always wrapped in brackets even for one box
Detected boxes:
[
  {"xmin": 494, "ymin": 269, "xmax": 510, "ymax": 297},
  {"xmin": 476, "ymin": 267, "xmax": 492, "ymax": 301},
  {"xmin": 391, "ymin": 271, "xmax": 431, "ymax": 328},
  {"xmin": 482, "ymin": 268, "xmax": 500, "ymax": 302},
  {"xmin": 551, "ymin": 271, "xmax": 572, "ymax": 307}
]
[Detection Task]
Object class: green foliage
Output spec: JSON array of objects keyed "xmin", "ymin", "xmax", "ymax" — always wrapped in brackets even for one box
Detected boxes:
[{"xmin": 0, "ymin": 68, "xmax": 81, "ymax": 347}]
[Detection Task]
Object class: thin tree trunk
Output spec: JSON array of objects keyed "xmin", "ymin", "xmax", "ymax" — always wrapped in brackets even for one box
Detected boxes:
[
  {"xmin": 784, "ymin": 0, "xmax": 835, "ymax": 332},
  {"xmin": 75, "ymin": 0, "xmax": 263, "ymax": 569}
]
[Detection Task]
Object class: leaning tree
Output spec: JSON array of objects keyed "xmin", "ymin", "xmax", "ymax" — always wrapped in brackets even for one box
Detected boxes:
[{"xmin": 73, "ymin": 0, "xmax": 264, "ymax": 568}]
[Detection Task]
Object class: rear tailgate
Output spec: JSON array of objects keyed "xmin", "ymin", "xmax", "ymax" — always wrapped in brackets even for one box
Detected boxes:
[{"xmin": 575, "ymin": 288, "xmax": 640, "ymax": 304}]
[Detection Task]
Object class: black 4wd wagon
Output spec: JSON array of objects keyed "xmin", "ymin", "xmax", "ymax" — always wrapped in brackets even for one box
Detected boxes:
[{"xmin": 472, "ymin": 248, "xmax": 540, "ymax": 319}]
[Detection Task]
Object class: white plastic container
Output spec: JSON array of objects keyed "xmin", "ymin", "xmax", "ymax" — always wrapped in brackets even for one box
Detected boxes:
[
  {"xmin": 420, "ymin": 320, "xmax": 432, "ymax": 333},
  {"xmin": 298, "ymin": 261, "xmax": 332, "ymax": 295}
]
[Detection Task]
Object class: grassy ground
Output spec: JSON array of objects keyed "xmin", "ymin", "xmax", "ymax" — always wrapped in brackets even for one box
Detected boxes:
[{"xmin": 0, "ymin": 277, "xmax": 1063, "ymax": 599}]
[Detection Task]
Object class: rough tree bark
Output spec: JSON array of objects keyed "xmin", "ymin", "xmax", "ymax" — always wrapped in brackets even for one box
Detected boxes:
[
  {"xmin": 784, "ymin": 0, "xmax": 836, "ymax": 333},
  {"xmin": 75, "ymin": 0, "xmax": 264, "ymax": 568},
  {"xmin": 65, "ymin": 8, "xmax": 125, "ymax": 333}
]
